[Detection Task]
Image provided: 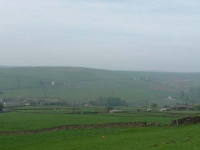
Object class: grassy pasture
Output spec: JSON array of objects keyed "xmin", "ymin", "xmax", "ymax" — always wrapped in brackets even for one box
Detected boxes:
[
  {"xmin": 0, "ymin": 106, "xmax": 198, "ymax": 131},
  {"xmin": 0, "ymin": 112, "xmax": 172, "ymax": 131},
  {"xmin": 1, "ymin": 106, "xmax": 200, "ymax": 149},
  {"xmin": 1, "ymin": 124, "xmax": 200, "ymax": 150}
]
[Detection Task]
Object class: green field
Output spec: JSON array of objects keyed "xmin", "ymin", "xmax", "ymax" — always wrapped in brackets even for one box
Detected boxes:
[
  {"xmin": 1, "ymin": 67, "xmax": 200, "ymax": 149},
  {"xmin": 1, "ymin": 106, "xmax": 200, "ymax": 149},
  {"xmin": 1, "ymin": 125, "xmax": 200, "ymax": 150},
  {"xmin": 0, "ymin": 107, "xmax": 174, "ymax": 131}
]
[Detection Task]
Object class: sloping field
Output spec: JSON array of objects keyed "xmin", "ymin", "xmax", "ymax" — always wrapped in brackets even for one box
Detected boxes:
[
  {"xmin": 0, "ymin": 107, "xmax": 200, "ymax": 150},
  {"xmin": 0, "ymin": 67, "xmax": 200, "ymax": 104}
]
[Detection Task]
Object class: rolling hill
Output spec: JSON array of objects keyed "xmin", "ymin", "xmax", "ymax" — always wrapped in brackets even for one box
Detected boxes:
[{"xmin": 0, "ymin": 67, "xmax": 200, "ymax": 106}]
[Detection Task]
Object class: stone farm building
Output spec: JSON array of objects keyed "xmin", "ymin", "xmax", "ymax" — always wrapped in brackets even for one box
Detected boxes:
[
  {"xmin": 109, "ymin": 110, "xmax": 123, "ymax": 113},
  {"xmin": 174, "ymin": 103, "xmax": 194, "ymax": 110}
]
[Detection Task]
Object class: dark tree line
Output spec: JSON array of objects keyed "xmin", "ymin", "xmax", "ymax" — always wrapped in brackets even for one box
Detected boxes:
[
  {"xmin": 0, "ymin": 102, "xmax": 3, "ymax": 112},
  {"xmin": 89, "ymin": 96, "xmax": 127, "ymax": 106},
  {"xmin": 179, "ymin": 87, "xmax": 200, "ymax": 102}
]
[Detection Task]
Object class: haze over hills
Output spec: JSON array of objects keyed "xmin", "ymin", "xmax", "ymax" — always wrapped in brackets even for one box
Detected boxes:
[
  {"xmin": 0, "ymin": 66, "xmax": 200, "ymax": 106},
  {"xmin": 0, "ymin": 66, "xmax": 14, "ymax": 68}
]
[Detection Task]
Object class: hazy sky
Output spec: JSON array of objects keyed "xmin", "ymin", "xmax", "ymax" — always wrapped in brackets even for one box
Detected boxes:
[{"xmin": 0, "ymin": 0, "xmax": 200, "ymax": 72}]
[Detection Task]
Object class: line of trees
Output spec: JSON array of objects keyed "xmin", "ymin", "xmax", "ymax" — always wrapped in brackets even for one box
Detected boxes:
[
  {"xmin": 89, "ymin": 96, "xmax": 128, "ymax": 107},
  {"xmin": 179, "ymin": 87, "xmax": 200, "ymax": 102},
  {"xmin": 0, "ymin": 102, "xmax": 3, "ymax": 112}
]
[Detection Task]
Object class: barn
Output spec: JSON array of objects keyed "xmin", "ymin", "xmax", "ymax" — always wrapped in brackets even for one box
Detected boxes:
[{"xmin": 109, "ymin": 110, "xmax": 123, "ymax": 113}]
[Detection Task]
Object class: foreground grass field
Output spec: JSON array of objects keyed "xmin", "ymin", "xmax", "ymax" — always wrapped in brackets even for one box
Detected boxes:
[
  {"xmin": 1, "ymin": 106, "xmax": 200, "ymax": 149},
  {"xmin": 1, "ymin": 125, "xmax": 200, "ymax": 150}
]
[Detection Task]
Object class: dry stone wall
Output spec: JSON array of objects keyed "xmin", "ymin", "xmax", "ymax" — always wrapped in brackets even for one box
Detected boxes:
[
  {"xmin": 170, "ymin": 116, "xmax": 200, "ymax": 126},
  {"xmin": 0, "ymin": 121, "xmax": 160, "ymax": 135}
]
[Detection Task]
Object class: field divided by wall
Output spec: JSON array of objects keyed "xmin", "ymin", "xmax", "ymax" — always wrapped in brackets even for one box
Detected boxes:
[{"xmin": 1, "ymin": 106, "xmax": 200, "ymax": 150}]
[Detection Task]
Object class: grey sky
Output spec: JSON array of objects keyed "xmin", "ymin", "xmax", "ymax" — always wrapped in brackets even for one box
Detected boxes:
[{"xmin": 0, "ymin": 0, "xmax": 200, "ymax": 72}]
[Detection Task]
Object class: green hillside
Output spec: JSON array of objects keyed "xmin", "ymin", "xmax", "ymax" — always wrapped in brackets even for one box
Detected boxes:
[{"xmin": 0, "ymin": 67, "xmax": 200, "ymax": 105}]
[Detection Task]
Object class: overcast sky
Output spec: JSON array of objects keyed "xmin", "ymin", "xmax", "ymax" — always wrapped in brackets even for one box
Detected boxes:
[{"xmin": 0, "ymin": 0, "xmax": 200, "ymax": 72}]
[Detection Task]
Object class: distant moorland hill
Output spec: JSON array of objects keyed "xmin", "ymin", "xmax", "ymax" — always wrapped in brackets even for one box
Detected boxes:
[{"xmin": 0, "ymin": 67, "xmax": 200, "ymax": 106}]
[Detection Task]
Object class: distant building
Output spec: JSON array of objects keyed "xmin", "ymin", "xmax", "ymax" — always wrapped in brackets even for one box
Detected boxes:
[
  {"xmin": 24, "ymin": 102, "xmax": 30, "ymax": 106},
  {"xmin": 168, "ymin": 96, "xmax": 175, "ymax": 100},
  {"xmin": 2, "ymin": 108, "xmax": 11, "ymax": 112},
  {"xmin": 109, "ymin": 110, "xmax": 122, "ymax": 113},
  {"xmin": 3, "ymin": 102, "xmax": 17, "ymax": 106},
  {"xmin": 160, "ymin": 108, "xmax": 169, "ymax": 111},
  {"xmin": 174, "ymin": 103, "xmax": 194, "ymax": 110}
]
